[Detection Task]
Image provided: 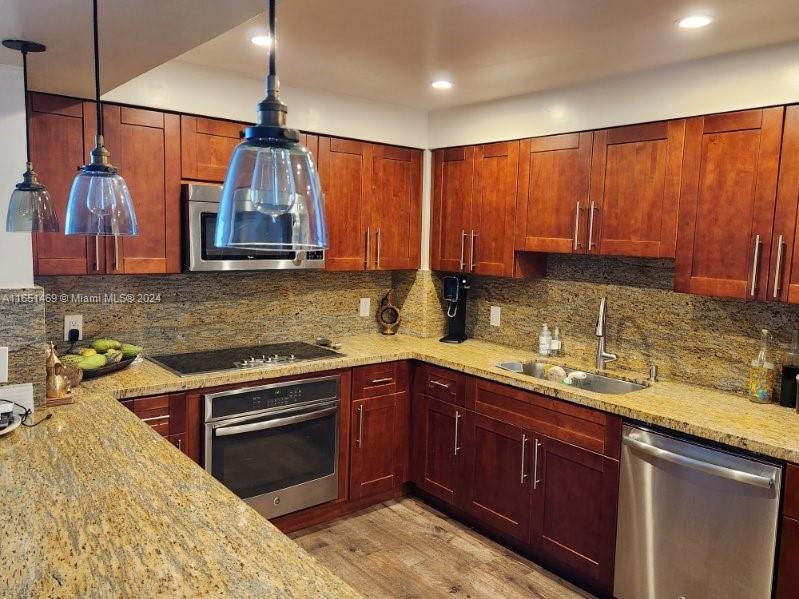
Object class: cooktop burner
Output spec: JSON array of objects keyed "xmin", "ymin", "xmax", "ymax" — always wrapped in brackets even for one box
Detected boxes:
[{"xmin": 149, "ymin": 342, "xmax": 342, "ymax": 376}]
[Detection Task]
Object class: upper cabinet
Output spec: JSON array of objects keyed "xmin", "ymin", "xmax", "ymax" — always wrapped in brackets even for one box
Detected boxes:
[
  {"xmin": 773, "ymin": 106, "xmax": 799, "ymax": 304},
  {"xmin": 431, "ymin": 142, "xmax": 519, "ymax": 276},
  {"xmin": 588, "ymin": 121, "xmax": 685, "ymax": 258},
  {"xmin": 675, "ymin": 108, "xmax": 784, "ymax": 300},
  {"xmin": 515, "ymin": 132, "xmax": 592, "ymax": 254},
  {"xmin": 180, "ymin": 115, "xmax": 247, "ymax": 183},
  {"xmin": 319, "ymin": 136, "xmax": 422, "ymax": 271}
]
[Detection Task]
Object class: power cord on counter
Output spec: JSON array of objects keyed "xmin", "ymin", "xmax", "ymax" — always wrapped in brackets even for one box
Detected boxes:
[{"xmin": 4, "ymin": 400, "xmax": 52, "ymax": 428}]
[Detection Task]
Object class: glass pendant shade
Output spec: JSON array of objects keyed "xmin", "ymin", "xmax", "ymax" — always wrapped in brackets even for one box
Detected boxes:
[
  {"xmin": 215, "ymin": 139, "xmax": 326, "ymax": 251},
  {"xmin": 6, "ymin": 179, "xmax": 59, "ymax": 232},
  {"xmin": 65, "ymin": 167, "xmax": 138, "ymax": 236}
]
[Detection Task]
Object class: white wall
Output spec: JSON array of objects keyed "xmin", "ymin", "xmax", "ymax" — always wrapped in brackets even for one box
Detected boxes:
[
  {"xmin": 429, "ymin": 41, "xmax": 799, "ymax": 148},
  {"xmin": 105, "ymin": 60, "xmax": 429, "ymax": 149},
  {"xmin": 0, "ymin": 65, "xmax": 34, "ymax": 288}
]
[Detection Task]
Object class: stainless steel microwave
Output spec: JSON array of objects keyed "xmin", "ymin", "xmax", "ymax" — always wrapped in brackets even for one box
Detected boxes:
[{"xmin": 183, "ymin": 183, "xmax": 325, "ymax": 271}]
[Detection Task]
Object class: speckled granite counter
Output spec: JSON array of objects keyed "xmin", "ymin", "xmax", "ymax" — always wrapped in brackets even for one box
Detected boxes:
[
  {"xmin": 87, "ymin": 333, "xmax": 799, "ymax": 463},
  {"xmin": 0, "ymin": 386, "xmax": 360, "ymax": 598}
]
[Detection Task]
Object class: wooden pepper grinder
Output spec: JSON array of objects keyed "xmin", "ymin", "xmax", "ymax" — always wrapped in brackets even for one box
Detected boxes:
[{"xmin": 45, "ymin": 342, "xmax": 74, "ymax": 406}]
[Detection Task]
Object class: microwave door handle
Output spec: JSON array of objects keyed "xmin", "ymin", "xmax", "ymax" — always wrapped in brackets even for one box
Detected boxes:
[{"xmin": 215, "ymin": 406, "xmax": 338, "ymax": 437}]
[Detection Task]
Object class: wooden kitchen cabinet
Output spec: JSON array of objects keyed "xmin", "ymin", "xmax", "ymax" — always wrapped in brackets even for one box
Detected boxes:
[
  {"xmin": 29, "ymin": 93, "xmax": 97, "ymax": 275},
  {"xmin": 120, "ymin": 392, "xmax": 192, "ymax": 459},
  {"xmin": 430, "ymin": 146, "xmax": 475, "ymax": 272},
  {"xmin": 588, "ymin": 120, "xmax": 685, "ymax": 258},
  {"xmin": 776, "ymin": 464, "xmax": 799, "ymax": 598},
  {"xmin": 675, "ymin": 107, "xmax": 784, "ymax": 299},
  {"xmin": 99, "ymin": 105, "xmax": 181, "ymax": 274},
  {"xmin": 515, "ymin": 132, "xmax": 592, "ymax": 254},
  {"xmin": 772, "ymin": 105, "xmax": 799, "ymax": 303},
  {"xmin": 529, "ymin": 434, "xmax": 619, "ymax": 596},
  {"xmin": 180, "ymin": 115, "xmax": 247, "ymax": 183},
  {"xmin": 462, "ymin": 412, "xmax": 531, "ymax": 542}
]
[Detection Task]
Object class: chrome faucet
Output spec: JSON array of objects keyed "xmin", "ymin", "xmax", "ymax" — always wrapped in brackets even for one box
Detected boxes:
[{"xmin": 595, "ymin": 297, "xmax": 617, "ymax": 370}]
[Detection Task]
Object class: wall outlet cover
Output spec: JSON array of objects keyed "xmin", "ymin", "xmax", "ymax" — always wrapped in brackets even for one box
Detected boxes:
[
  {"xmin": 64, "ymin": 314, "xmax": 83, "ymax": 341},
  {"xmin": 490, "ymin": 306, "xmax": 501, "ymax": 327},
  {"xmin": 0, "ymin": 347, "xmax": 7, "ymax": 383},
  {"xmin": 359, "ymin": 298, "xmax": 371, "ymax": 317}
]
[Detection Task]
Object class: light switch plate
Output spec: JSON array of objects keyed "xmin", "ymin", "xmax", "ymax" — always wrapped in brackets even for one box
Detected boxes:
[
  {"xmin": 490, "ymin": 306, "xmax": 501, "ymax": 327},
  {"xmin": 359, "ymin": 298, "xmax": 371, "ymax": 317},
  {"xmin": 0, "ymin": 347, "xmax": 8, "ymax": 383},
  {"xmin": 64, "ymin": 314, "xmax": 83, "ymax": 341}
]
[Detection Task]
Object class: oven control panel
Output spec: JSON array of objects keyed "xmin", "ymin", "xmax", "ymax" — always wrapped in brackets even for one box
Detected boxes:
[{"xmin": 206, "ymin": 376, "xmax": 340, "ymax": 420}]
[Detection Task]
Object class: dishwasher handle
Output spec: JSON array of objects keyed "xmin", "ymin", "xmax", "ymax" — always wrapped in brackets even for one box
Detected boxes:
[{"xmin": 623, "ymin": 435, "xmax": 775, "ymax": 489}]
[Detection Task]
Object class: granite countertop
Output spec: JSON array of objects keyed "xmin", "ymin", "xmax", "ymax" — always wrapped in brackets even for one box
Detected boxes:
[
  {"xmin": 4, "ymin": 333, "xmax": 799, "ymax": 596},
  {"xmin": 88, "ymin": 333, "xmax": 799, "ymax": 463}
]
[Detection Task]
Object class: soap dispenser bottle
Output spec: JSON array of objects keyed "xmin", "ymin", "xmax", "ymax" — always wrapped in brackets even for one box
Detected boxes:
[
  {"xmin": 539, "ymin": 323, "xmax": 552, "ymax": 356},
  {"xmin": 749, "ymin": 329, "xmax": 776, "ymax": 403}
]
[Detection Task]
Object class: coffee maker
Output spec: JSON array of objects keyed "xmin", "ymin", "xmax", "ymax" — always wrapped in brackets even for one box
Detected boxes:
[{"xmin": 440, "ymin": 275, "xmax": 469, "ymax": 343}]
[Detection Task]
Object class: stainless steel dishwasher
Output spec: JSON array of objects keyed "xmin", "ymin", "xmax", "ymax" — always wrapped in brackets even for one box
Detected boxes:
[{"xmin": 614, "ymin": 424, "xmax": 782, "ymax": 599}]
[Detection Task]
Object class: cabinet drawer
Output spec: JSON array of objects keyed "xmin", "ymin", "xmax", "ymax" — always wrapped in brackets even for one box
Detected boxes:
[
  {"xmin": 352, "ymin": 362, "xmax": 408, "ymax": 399},
  {"xmin": 120, "ymin": 393, "xmax": 186, "ymax": 437},
  {"xmin": 469, "ymin": 377, "xmax": 621, "ymax": 458},
  {"xmin": 415, "ymin": 364, "xmax": 466, "ymax": 406}
]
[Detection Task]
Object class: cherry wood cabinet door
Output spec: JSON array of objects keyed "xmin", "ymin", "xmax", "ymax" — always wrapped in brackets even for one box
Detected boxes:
[
  {"xmin": 589, "ymin": 120, "xmax": 685, "ymax": 258},
  {"xmin": 318, "ymin": 137, "xmax": 373, "ymax": 271},
  {"xmin": 675, "ymin": 108, "xmax": 784, "ymax": 299},
  {"xmin": 412, "ymin": 394, "xmax": 468, "ymax": 507},
  {"xmin": 462, "ymin": 412, "xmax": 531, "ymax": 542},
  {"xmin": 773, "ymin": 106, "xmax": 799, "ymax": 303},
  {"xmin": 370, "ymin": 145, "xmax": 422, "ymax": 270},
  {"xmin": 430, "ymin": 147, "xmax": 475, "ymax": 272},
  {"xmin": 469, "ymin": 141, "xmax": 519, "ymax": 276},
  {"xmin": 180, "ymin": 115, "xmax": 246, "ymax": 183},
  {"xmin": 29, "ymin": 93, "xmax": 98, "ymax": 275},
  {"xmin": 529, "ymin": 435, "xmax": 619, "ymax": 597},
  {"xmin": 515, "ymin": 133, "xmax": 592, "ymax": 254},
  {"xmin": 350, "ymin": 392, "xmax": 406, "ymax": 500},
  {"xmin": 100, "ymin": 105, "xmax": 181, "ymax": 274}
]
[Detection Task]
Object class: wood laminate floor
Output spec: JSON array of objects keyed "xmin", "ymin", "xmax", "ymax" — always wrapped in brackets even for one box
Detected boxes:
[{"xmin": 291, "ymin": 498, "xmax": 593, "ymax": 599}]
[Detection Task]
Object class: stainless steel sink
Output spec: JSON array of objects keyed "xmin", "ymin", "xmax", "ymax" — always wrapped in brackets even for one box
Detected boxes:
[{"xmin": 496, "ymin": 360, "xmax": 646, "ymax": 395}]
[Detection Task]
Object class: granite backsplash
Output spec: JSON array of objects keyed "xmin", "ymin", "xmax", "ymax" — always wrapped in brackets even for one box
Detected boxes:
[
  {"xmin": 0, "ymin": 287, "xmax": 46, "ymax": 406},
  {"xmin": 464, "ymin": 255, "xmax": 799, "ymax": 394}
]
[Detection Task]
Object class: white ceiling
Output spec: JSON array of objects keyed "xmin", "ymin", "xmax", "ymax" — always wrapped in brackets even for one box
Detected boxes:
[
  {"xmin": 0, "ymin": 0, "xmax": 264, "ymax": 97},
  {"xmin": 177, "ymin": 0, "xmax": 799, "ymax": 110}
]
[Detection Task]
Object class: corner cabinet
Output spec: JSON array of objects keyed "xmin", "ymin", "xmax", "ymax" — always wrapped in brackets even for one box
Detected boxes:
[{"xmin": 318, "ymin": 136, "xmax": 422, "ymax": 272}]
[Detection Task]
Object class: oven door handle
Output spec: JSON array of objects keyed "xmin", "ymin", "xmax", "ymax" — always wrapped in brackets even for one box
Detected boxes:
[{"xmin": 215, "ymin": 406, "xmax": 338, "ymax": 437}]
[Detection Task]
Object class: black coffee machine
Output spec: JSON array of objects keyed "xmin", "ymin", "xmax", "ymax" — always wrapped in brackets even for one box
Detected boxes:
[{"xmin": 440, "ymin": 275, "xmax": 469, "ymax": 343}]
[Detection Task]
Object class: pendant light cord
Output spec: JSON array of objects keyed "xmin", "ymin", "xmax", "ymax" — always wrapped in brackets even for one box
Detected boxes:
[
  {"xmin": 21, "ymin": 48, "xmax": 31, "ymax": 163},
  {"xmin": 93, "ymin": 0, "xmax": 103, "ymax": 138},
  {"xmin": 268, "ymin": 0, "xmax": 276, "ymax": 79}
]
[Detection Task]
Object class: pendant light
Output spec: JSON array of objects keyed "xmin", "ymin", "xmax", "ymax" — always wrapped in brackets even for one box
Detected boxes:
[
  {"xmin": 3, "ymin": 39, "xmax": 59, "ymax": 232},
  {"xmin": 215, "ymin": 0, "xmax": 327, "ymax": 251},
  {"xmin": 64, "ymin": 0, "xmax": 137, "ymax": 236}
]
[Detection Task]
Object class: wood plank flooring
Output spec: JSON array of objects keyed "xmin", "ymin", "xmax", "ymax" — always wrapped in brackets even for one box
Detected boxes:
[{"xmin": 291, "ymin": 497, "xmax": 593, "ymax": 599}]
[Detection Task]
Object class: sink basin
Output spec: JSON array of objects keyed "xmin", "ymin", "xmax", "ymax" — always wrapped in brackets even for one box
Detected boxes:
[{"xmin": 496, "ymin": 360, "xmax": 646, "ymax": 395}]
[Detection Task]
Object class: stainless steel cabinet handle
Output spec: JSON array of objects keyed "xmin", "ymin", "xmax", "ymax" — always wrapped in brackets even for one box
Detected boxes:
[
  {"xmin": 454, "ymin": 410, "xmax": 462, "ymax": 456},
  {"xmin": 356, "ymin": 405, "xmax": 364, "ymax": 448},
  {"xmin": 573, "ymin": 201, "xmax": 581, "ymax": 251},
  {"xmin": 365, "ymin": 227, "xmax": 371, "ymax": 269},
  {"xmin": 216, "ymin": 406, "xmax": 338, "ymax": 437},
  {"xmin": 623, "ymin": 435, "xmax": 775, "ymax": 488},
  {"xmin": 429, "ymin": 380, "xmax": 450, "ymax": 390},
  {"xmin": 469, "ymin": 230, "xmax": 477, "ymax": 272},
  {"xmin": 369, "ymin": 377, "xmax": 393, "ymax": 385},
  {"xmin": 587, "ymin": 201, "xmax": 597, "ymax": 250},
  {"xmin": 750, "ymin": 234, "xmax": 762, "ymax": 297},
  {"xmin": 376, "ymin": 228, "xmax": 381, "ymax": 269},
  {"xmin": 533, "ymin": 438, "xmax": 542, "ymax": 490},
  {"xmin": 141, "ymin": 415, "xmax": 170, "ymax": 424},
  {"xmin": 459, "ymin": 229, "xmax": 466, "ymax": 271},
  {"xmin": 174, "ymin": 437, "xmax": 182, "ymax": 451},
  {"xmin": 773, "ymin": 234, "xmax": 785, "ymax": 299},
  {"xmin": 520, "ymin": 434, "xmax": 528, "ymax": 484},
  {"xmin": 113, "ymin": 235, "xmax": 120, "ymax": 271}
]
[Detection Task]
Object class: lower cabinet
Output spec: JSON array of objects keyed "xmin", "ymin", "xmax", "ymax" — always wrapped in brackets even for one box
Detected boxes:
[
  {"xmin": 120, "ymin": 392, "xmax": 193, "ymax": 460},
  {"xmin": 350, "ymin": 391, "xmax": 409, "ymax": 500}
]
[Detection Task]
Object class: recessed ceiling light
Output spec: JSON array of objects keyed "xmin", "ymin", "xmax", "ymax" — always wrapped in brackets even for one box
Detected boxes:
[
  {"xmin": 431, "ymin": 80, "xmax": 453, "ymax": 90},
  {"xmin": 677, "ymin": 15, "xmax": 713, "ymax": 29},
  {"xmin": 251, "ymin": 35, "xmax": 272, "ymax": 47}
]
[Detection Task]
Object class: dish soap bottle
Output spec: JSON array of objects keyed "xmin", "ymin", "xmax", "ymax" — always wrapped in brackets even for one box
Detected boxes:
[
  {"xmin": 538, "ymin": 323, "xmax": 552, "ymax": 356},
  {"xmin": 749, "ymin": 329, "xmax": 776, "ymax": 403},
  {"xmin": 550, "ymin": 327, "xmax": 562, "ymax": 357},
  {"xmin": 780, "ymin": 324, "xmax": 799, "ymax": 408}
]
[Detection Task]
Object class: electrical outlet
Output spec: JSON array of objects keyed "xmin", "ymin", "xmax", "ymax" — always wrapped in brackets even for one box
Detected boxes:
[
  {"xmin": 359, "ymin": 298, "xmax": 371, "ymax": 317},
  {"xmin": 64, "ymin": 314, "xmax": 83, "ymax": 341},
  {"xmin": 490, "ymin": 306, "xmax": 501, "ymax": 327},
  {"xmin": 0, "ymin": 347, "xmax": 8, "ymax": 383}
]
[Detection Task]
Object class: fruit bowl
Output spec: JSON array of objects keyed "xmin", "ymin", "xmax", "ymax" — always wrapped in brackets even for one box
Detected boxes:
[{"xmin": 80, "ymin": 356, "xmax": 138, "ymax": 380}]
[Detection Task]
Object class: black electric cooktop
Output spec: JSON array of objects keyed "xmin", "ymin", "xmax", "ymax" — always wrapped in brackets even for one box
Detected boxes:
[{"xmin": 149, "ymin": 342, "xmax": 342, "ymax": 376}]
